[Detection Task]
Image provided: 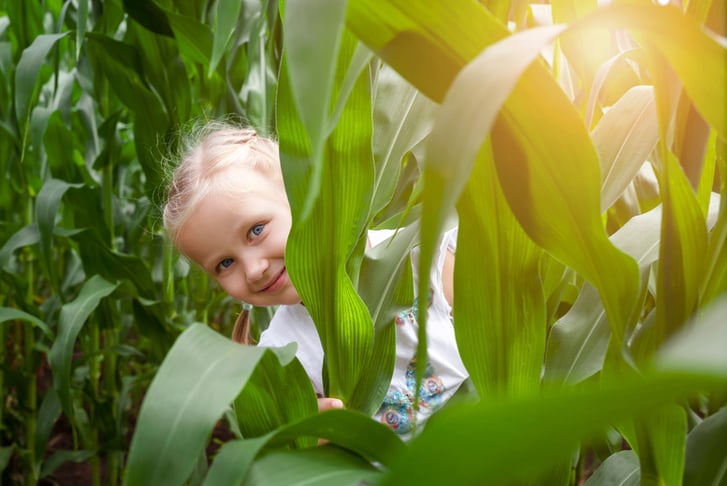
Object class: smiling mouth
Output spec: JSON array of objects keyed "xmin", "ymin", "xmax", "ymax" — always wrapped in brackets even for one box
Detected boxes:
[{"xmin": 261, "ymin": 267, "xmax": 286, "ymax": 293}]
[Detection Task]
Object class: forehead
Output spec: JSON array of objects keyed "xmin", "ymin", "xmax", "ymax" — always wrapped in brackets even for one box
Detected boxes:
[{"xmin": 175, "ymin": 168, "xmax": 288, "ymax": 251}]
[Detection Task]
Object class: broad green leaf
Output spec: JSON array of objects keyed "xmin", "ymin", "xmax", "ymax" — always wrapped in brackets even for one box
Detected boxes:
[
  {"xmin": 265, "ymin": 408, "xmax": 405, "ymax": 466},
  {"xmin": 71, "ymin": 228, "xmax": 156, "ymax": 298},
  {"xmin": 233, "ymin": 344, "xmax": 318, "ymax": 449},
  {"xmin": 244, "ymin": 446, "xmax": 381, "ymax": 486},
  {"xmin": 0, "ymin": 446, "xmax": 11, "ymax": 475},
  {"xmin": 166, "ymin": 11, "xmax": 213, "ymax": 66},
  {"xmin": 39, "ymin": 449, "xmax": 97, "ymax": 480},
  {"xmin": 35, "ymin": 179, "xmax": 82, "ymax": 294},
  {"xmin": 0, "ymin": 224, "xmax": 39, "ymax": 269},
  {"xmin": 206, "ymin": 407, "xmax": 405, "ymax": 485},
  {"xmin": 683, "ymin": 406, "xmax": 727, "ymax": 486},
  {"xmin": 584, "ymin": 451, "xmax": 640, "ymax": 486},
  {"xmin": 656, "ymin": 296, "xmax": 727, "ymax": 379},
  {"xmin": 415, "ymin": 21, "xmax": 639, "ymax": 374},
  {"xmin": 552, "ymin": 0, "xmax": 610, "ymax": 93},
  {"xmin": 15, "ymin": 32, "xmax": 70, "ymax": 135},
  {"xmin": 354, "ymin": 227, "xmax": 416, "ymax": 415},
  {"xmin": 282, "ymin": 0, "xmax": 348, "ymax": 219},
  {"xmin": 124, "ymin": 324, "xmax": 268, "ymax": 486},
  {"xmin": 371, "ymin": 66, "xmax": 438, "ymax": 219},
  {"xmin": 48, "ymin": 275, "xmax": 118, "ymax": 421},
  {"xmin": 454, "ymin": 140, "xmax": 545, "ymax": 398},
  {"xmin": 121, "ymin": 0, "xmax": 173, "ymax": 37},
  {"xmin": 85, "ymin": 32, "xmax": 167, "ymax": 132},
  {"xmin": 593, "ymin": 86, "xmax": 659, "ymax": 211},
  {"xmin": 358, "ymin": 224, "xmax": 418, "ymax": 329},
  {"xmin": 572, "ymin": 4, "xmax": 726, "ymax": 140},
  {"xmin": 382, "ymin": 372, "xmax": 725, "ymax": 485},
  {"xmin": 277, "ymin": 29, "xmax": 385, "ymax": 407},
  {"xmin": 203, "ymin": 435, "xmax": 271, "ymax": 486},
  {"xmin": 545, "ymin": 194, "xmax": 721, "ymax": 384},
  {"xmin": 34, "ymin": 387, "xmax": 62, "ymax": 477},
  {"xmin": 125, "ymin": 22, "xmax": 190, "ymax": 127},
  {"xmin": 544, "ymin": 284, "xmax": 611, "ymax": 386},
  {"xmin": 347, "ymin": 0, "xmax": 725, "ymax": 346},
  {"xmin": 346, "ymin": 0, "xmax": 505, "ymax": 104},
  {"xmin": 76, "ymin": 0, "xmax": 88, "ymax": 59},
  {"xmin": 654, "ymin": 151, "xmax": 707, "ymax": 346},
  {"xmin": 0, "ymin": 224, "xmax": 83, "ymax": 271},
  {"xmin": 209, "ymin": 0, "xmax": 243, "ymax": 77},
  {"xmin": 0, "ymin": 307, "xmax": 53, "ymax": 340},
  {"xmin": 631, "ymin": 404, "xmax": 686, "ymax": 486}
]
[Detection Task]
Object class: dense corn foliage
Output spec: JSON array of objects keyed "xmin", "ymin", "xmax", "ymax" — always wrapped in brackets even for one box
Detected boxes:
[{"xmin": 1, "ymin": 0, "xmax": 725, "ymax": 485}]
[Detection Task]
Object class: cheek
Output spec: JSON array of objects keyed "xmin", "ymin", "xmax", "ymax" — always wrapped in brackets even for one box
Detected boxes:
[{"xmin": 217, "ymin": 277, "xmax": 247, "ymax": 302}]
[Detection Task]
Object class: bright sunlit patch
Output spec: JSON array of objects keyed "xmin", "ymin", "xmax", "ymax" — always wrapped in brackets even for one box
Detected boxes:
[{"xmin": 656, "ymin": 0, "xmax": 670, "ymax": 5}]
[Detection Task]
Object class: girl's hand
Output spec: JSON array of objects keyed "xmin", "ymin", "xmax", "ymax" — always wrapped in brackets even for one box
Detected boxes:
[{"xmin": 317, "ymin": 397, "xmax": 344, "ymax": 412}]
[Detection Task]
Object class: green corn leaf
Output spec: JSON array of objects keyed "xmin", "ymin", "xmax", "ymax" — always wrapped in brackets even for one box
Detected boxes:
[
  {"xmin": 47, "ymin": 275, "xmax": 118, "ymax": 422},
  {"xmin": 683, "ymin": 406, "xmax": 727, "ymax": 486},
  {"xmin": 347, "ymin": 0, "xmax": 725, "ymax": 351},
  {"xmin": 656, "ymin": 296, "xmax": 727, "ymax": 379},
  {"xmin": 281, "ymin": 0, "xmax": 348, "ymax": 219},
  {"xmin": 0, "ymin": 224, "xmax": 39, "ymax": 270},
  {"xmin": 347, "ymin": 0, "xmax": 503, "ymax": 104},
  {"xmin": 206, "ymin": 407, "xmax": 405, "ymax": 485},
  {"xmin": 121, "ymin": 0, "xmax": 173, "ymax": 37},
  {"xmin": 85, "ymin": 33, "xmax": 167, "ymax": 131},
  {"xmin": 654, "ymin": 151, "xmax": 708, "ymax": 346},
  {"xmin": 71, "ymin": 228, "xmax": 156, "ymax": 299},
  {"xmin": 39, "ymin": 449, "xmax": 97, "ymax": 480},
  {"xmin": 124, "ymin": 324, "xmax": 268, "ymax": 486},
  {"xmin": 34, "ymin": 387, "xmax": 62, "ymax": 477},
  {"xmin": 584, "ymin": 451, "xmax": 640, "ymax": 486},
  {"xmin": 572, "ymin": 4, "xmax": 726, "ymax": 140},
  {"xmin": 632, "ymin": 404, "xmax": 687, "ymax": 486},
  {"xmin": 382, "ymin": 373, "xmax": 723, "ymax": 485},
  {"xmin": 166, "ymin": 11, "xmax": 213, "ymax": 66},
  {"xmin": 593, "ymin": 85, "xmax": 659, "ymax": 211},
  {"xmin": 35, "ymin": 179, "xmax": 82, "ymax": 294},
  {"xmin": 75, "ymin": 0, "xmax": 88, "ymax": 59},
  {"xmin": 277, "ymin": 28, "xmax": 384, "ymax": 407},
  {"xmin": 233, "ymin": 344, "xmax": 318, "ymax": 449},
  {"xmin": 545, "ymin": 194, "xmax": 722, "ymax": 384},
  {"xmin": 0, "ymin": 307, "xmax": 53, "ymax": 340},
  {"xmin": 454, "ymin": 139, "xmax": 545, "ymax": 398},
  {"xmin": 0, "ymin": 446, "xmax": 12, "ymax": 476},
  {"xmin": 244, "ymin": 446, "xmax": 381, "ymax": 486},
  {"xmin": 203, "ymin": 435, "xmax": 272, "ymax": 486},
  {"xmin": 209, "ymin": 0, "xmax": 243, "ymax": 77},
  {"xmin": 15, "ymin": 32, "xmax": 70, "ymax": 136},
  {"xmin": 380, "ymin": 298, "xmax": 727, "ymax": 484},
  {"xmin": 370, "ymin": 66, "xmax": 438, "ymax": 219}
]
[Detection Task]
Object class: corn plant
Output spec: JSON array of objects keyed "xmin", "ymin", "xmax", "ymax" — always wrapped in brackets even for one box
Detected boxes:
[
  {"xmin": 125, "ymin": 1, "xmax": 726, "ymax": 486},
  {"xmin": 1, "ymin": 0, "xmax": 725, "ymax": 485},
  {"xmin": 1, "ymin": 0, "xmax": 279, "ymax": 484}
]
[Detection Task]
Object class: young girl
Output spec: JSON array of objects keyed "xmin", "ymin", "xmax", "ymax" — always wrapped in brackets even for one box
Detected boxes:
[{"xmin": 163, "ymin": 123, "xmax": 468, "ymax": 436}]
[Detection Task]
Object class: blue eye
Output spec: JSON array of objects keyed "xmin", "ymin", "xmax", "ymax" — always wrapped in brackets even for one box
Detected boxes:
[
  {"xmin": 250, "ymin": 224, "xmax": 264, "ymax": 237},
  {"xmin": 219, "ymin": 258, "xmax": 234, "ymax": 270}
]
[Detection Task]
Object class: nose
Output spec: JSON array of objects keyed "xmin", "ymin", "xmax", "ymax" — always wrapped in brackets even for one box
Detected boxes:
[{"xmin": 240, "ymin": 252, "xmax": 268, "ymax": 284}]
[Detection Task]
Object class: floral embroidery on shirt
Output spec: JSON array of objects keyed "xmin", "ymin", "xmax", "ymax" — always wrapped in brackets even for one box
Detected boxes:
[
  {"xmin": 378, "ymin": 357, "xmax": 446, "ymax": 434},
  {"xmin": 379, "ymin": 289, "xmax": 446, "ymax": 434},
  {"xmin": 394, "ymin": 289, "xmax": 434, "ymax": 327}
]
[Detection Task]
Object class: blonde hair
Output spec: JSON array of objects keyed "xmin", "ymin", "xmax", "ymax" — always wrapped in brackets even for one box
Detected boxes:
[{"xmin": 162, "ymin": 122, "xmax": 282, "ymax": 244}]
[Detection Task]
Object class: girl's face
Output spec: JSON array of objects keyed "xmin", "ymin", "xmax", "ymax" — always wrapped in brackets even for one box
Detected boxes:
[{"xmin": 176, "ymin": 168, "xmax": 300, "ymax": 307}]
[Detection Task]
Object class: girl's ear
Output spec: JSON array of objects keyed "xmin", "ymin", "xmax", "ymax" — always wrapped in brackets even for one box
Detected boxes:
[{"xmin": 231, "ymin": 308, "xmax": 251, "ymax": 344}]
